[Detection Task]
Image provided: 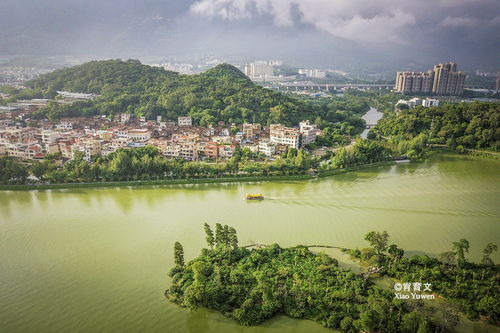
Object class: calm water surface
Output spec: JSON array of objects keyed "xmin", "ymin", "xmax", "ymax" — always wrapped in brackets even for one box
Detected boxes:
[{"xmin": 1, "ymin": 154, "xmax": 499, "ymax": 332}]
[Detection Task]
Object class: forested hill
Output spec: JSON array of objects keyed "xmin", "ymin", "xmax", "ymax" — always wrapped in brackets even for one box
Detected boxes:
[
  {"xmin": 25, "ymin": 59, "xmax": 178, "ymax": 94},
  {"xmin": 15, "ymin": 59, "xmax": 304, "ymax": 126}
]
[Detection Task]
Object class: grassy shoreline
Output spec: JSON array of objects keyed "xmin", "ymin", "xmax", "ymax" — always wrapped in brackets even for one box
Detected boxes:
[
  {"xmin": 0, "ymin": 161, "xmax": 396, "ymax": 191},
  {"xmin": 430, "ymin": 145, "xmax": 500, "ymax": 159}
]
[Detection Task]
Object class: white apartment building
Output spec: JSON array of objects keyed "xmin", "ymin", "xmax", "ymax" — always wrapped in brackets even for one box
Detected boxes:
[
  {"xmin": 164, "ymin": 144, "xmax": 180, "ymax": 158},
  {"xmin": 120, "ymin": 113, "xmax": 132, "ymax": 123},
  {"xmin": 270, "ymin": 124, "xmax": 301, "ymax": 149},
  {"xmin": 111, "ymin": 136, "xmax": 130, "ymax": 146},
  {"xmin": 164, "ymin": 142, "xmax": 198, "ymax": 160},
  {"xmin": 55, "ymin": 121, "xmax": 73, "ymax": 131},
  {"xmin": 7, "ymin": 143, "xmax": 43, "ymax": 160},
  {"xmin": 397, "ymin": 97, "xmax": 440, "ymax": 109},
  {"xmin": 57, "ymin": 91, "xmax": 96, "ymax": 100},
  {"xmin": 72, "ymin": 138, "xmax": 103, "ymax": 162},
  {"xmin": 179, "ymin": 144, "xmax": 197, "ymax": 160},
  {"xmin": 178, "ymin": 117, "xmax": 192, "ymax": 126},
  {"xmin": 41, "ymin": 130, "xmax": 62, "ymax": 144},
  {"xmin": 397, "ymin": 97, "xmax": 426, "ymax": 109},
  {"xmin": 299, "ymin": 69, "xmax": 326, "ymax": 79},
  {"xmin": 299, "ymin": 120, "xmax": 318, "ymax": 146},
  {"xmin": 0, "ymin": 127, "xmax": 34, "ymax": 144},
  {"xmin": 115, "ymin": 129, "xmax": 129, "ymax": 138},
  {"xmin": 258, "ymin": 140, "xmax": 276, "ymax": 157},
  {"xmin": 218, "ymin": 145, "xmax": 234, "ymax": 158},
  {"xmin": 127, "ymin": 129, "xmax": 151, "ymax": 142},
  {"xmin": 422, "ymin": 98, "xmax": 440, "ymax": 107},
  {"xmin": 243, "ymin": 123, "xmax": 261, "ymax": 139}
]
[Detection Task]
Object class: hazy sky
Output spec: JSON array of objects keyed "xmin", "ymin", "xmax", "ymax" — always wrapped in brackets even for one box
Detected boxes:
[{"xmin": 1, "ymin": 0, "xmax": 499, "ymax": 70}]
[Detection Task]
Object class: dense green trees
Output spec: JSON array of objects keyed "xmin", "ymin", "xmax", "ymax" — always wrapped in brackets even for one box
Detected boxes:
[
  {"xmin": 349, "ymin": 232, "xmax": 500, "ymax": 325},
  {"xmin": 0, "ymin": 156, "xmax": 29, "ymax": 183},
  {"xmin": 320, "ymin": 139, "xmax": 391, "ymax": 170},
  {"xmin": 166, "ymin": 225, "xmax": 443, "ymax": 332},
  {"xmin": 374, "ymin": 102, "xmax": 500, "ymax": 151}
]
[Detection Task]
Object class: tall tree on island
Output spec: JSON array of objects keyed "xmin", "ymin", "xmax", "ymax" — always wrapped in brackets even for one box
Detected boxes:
[
  {"xmin": 222, "ymin": 225, "xmax": 230, "ymax": 246},
  {"xmin": 452, "ymin": 239, "xmax": 470, "ymax": 268},
  {"xmin": 228, "ymin": 227, "xmax": 238, "ymax": 249},
  {"xmin": 174, "ymin": 241, "xmax": 184, "ymax": 267},
  {"xmin": 215, "ymin": 223, "xmax": 223, "ymax": 247},
  {"xmin": 481, "ymin": 243, "xmax": 498, "ymax": 267},
  {"xmin": 204, "ymin": 223, "xmax": 215, "ymax": 249},
  {"xmin": 364, "ymin": 231, "xmax": 390, "ymax": 255}
]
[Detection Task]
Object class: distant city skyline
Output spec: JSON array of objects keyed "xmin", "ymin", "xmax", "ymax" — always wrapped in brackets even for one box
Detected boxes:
[
  {"xmin": 395, "ymin": 62, "xmax": 466, "ymax": 95},
  {"xmin": 0, "ymin": 0, "xmax": 499, "ymax": 71}
]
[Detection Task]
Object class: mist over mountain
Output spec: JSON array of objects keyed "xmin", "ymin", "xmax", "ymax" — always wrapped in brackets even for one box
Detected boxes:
[{"xmin": 1, "ymin": 0, "xmax": 499, "ymax": 71}]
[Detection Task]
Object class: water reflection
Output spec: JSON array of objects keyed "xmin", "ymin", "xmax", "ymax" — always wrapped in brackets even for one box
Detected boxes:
[{"xmin": 0, "ymin": 154, "xmax": 499, "ymax": 333}]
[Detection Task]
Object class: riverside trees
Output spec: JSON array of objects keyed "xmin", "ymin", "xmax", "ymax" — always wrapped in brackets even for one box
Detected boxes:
[
  {"xmin": 0, "ymin": 139, "xmax": 392, "ymax": 185},
  {"xmin": 0, "ymin": 145, "xmax": 320, "ymax": 184},
  {"xmin": 319, "ymin": 139, "xmax": 391, "ymax": 171}
]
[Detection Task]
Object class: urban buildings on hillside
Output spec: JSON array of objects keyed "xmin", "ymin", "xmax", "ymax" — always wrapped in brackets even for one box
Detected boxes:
[
  {"xmin": 395, "ymin": 62, "xmax": 466, "ymax": 95},
  {"xmin": 269, "ymin": 120, "xmax": 319, "ymax": 149},
  {"xmin": 0, "ymin": 97, "xmax": 320, "ymax": 163}
]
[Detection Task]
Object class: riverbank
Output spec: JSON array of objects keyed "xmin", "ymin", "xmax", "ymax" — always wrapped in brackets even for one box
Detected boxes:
[
  {"xmin": 0, "ymin": 161, "xmax": 396, "ymax": 191},
  {"xmin": 430, "ymin": 145, "xmax": 500, "ymax": 160}
]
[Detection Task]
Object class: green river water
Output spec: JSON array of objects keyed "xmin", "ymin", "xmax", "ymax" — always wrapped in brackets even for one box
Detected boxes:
[{"xmin": 1, "ymin": 153, "xmax": 499, "ymax": 332}]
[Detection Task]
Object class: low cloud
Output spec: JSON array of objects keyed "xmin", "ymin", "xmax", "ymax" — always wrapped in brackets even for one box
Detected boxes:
[
  {"xmin": 440, "ymin": 16, "xmax": 481, "ymax": 28},
  {"xmin": 190, "ymin": 0, "xmax": 418, "ymax": 45},
  {"xmin": 190, "ymin": 0, "xmax": 500, "ymax": 47},
  {"xmin": 190, "ymin": 0, "xmax": 422, "ymax": 44}
]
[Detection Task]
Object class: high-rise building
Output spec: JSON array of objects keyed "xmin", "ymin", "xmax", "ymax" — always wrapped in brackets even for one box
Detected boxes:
[
  {"xmin": 421, "ymin": 71, "xmax": 434, "ymax": 93},
  {"xmin": 244, "ymin": 62, "xmax": 274, "ymax": 78},
  {"xmin": 395, "ymin": 62, "xmax": 465, "ymax": 95},
  {"xmin": 496, "ymin": 72, "xmax": 500, "ymax": 93},
  {"xmin": 298, "ymin": 69, "xmax": 327, "ymax": 78}
]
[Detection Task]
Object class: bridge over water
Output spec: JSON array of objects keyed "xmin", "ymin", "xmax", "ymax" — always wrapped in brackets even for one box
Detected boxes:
[{"xmin": 262, "ymin": 83, "xmax": 394, "ymax": 91}]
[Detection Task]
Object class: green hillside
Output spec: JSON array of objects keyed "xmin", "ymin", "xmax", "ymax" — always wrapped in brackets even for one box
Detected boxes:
[
  {"xmin": 25, "ymin": 59, "xmax": 176, "ymax": 94},
  {"xmin": 16, "ymin": 60, "xmax": 303, "ymax": 126}
]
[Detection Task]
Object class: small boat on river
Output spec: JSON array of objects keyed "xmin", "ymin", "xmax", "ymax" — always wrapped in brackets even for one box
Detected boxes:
[{"xmin": 245, "ymin": 194, "xmax": 264, "ymax": 200}]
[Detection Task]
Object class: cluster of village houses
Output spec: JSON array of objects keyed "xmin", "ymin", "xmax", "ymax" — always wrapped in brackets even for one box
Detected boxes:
[{"xmin": 0, "ymin": 92, "xmax": 320, "ymax": 163}]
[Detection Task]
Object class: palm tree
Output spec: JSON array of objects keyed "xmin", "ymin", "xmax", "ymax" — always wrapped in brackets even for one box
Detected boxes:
[{"xmin": 452, "ymin": 239, "xmax": 470, "ymax": 268}]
